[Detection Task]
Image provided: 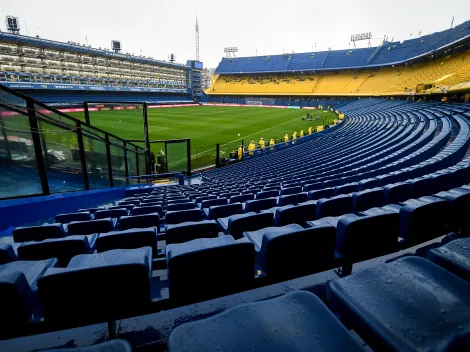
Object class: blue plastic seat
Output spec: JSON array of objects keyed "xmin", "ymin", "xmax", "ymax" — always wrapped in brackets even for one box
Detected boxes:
[
  {"xmin": 13, "ymin": 224, "xmax": 66, "ymax": 243},
  {"xmin": 167, "ymin": 199, "xmax": 192, "ymax": 206},
  {"xmin": 303, "ymin": 182, "xmax": 323, "ymax": 192},
  {"xmin": 94, "ymin": 208, "xmax": 129, "ymax": 220},
  {"xmin": 206, "ymin": 203, "xmax": 244, "ymax": 220},
  {"xmin": 430, "ymin": 172, "xmax": 454, "ymax": 194},
  {"xmin": 327, "ymin": 257, "xmax": 470, "ymax": 352},
  {"xmin": 195, "ymin": 195, "xmax": 217, "ymax": 204},
  {"xmin": 0, "ymin": 259, "xmax": 57, "ymax": 333},
  {"xmin": 219, "ymin": 192, "xmax": 238, "ymax": 199},
  {"xmin": 308, "ymin": 187, "xmax": 334, "ymax": 201},
  {"xmin": 0, "ymin": 244, "xmax": 17, "ymax": 264},
  {"xmin": 166, "ymin": 209, "xmax": 204, "ymax": 225},
  {"xmin": 334, "ymin": 183, "xmax": 359, "ymax": 196},
  {"xmin": 131, "ymin": 205, "xmax": 163, "ymax": 216},
  {"xmin": 262, "ymin": 186, "xmax": 280, "ymax": 193},
  {"xmin": 244, "ymin": 223, "xmax": 336, "ymax": 280},
  {"xmin": 336, "ymin": 209, "xmax": 400, "ymax": 263},
  {"xmin": 118, "ymin": 213, "xmax": 160, "ymax": 231},
  {"xmin": 78, "ymin": 207, "xmax": 104, "ymax": 214},
  {"xmin": 167, "ymin": 203, "xmax": 196, "ymax": 212},
  {"xmin": 138, "ymin": 201, "xmax": 162, "ymax": 207},
  {"xmin": 38, "ymin": 247, "xmax": 152, "ymax": 325},
  {"xmin": 427, "ymin": 237, "xmax": 470, "ymax": 282},
  {"xmin": 384, "ymin": 196, "xmax": 449, "ymax": 245},
  {"xmin": 166, "ymin": 236, "xmax": 254, "ymax": 304},
  {"xmin": 352, "ymin": 187, "xmax": 385, "ymax": 213},
  {"xmin": 109, "ymin": 204, "xmax": 135, "ymax": 211},
  {"xmin": 39, "ymin": 340, "xmax": 132, "ymax": 352},
  {"xmin": 55, "ymin": 212, "xmax": 92, "ymax": 224},
  {"xmin": 18, "ymin": 235, "xmax": 97, "ymax": 267},
  {"xmin": 165, "ymin": 220, "xmax": 219, "ymax": 245},
  {"xmin": 383, "ymin": 182, "xmax": 412, "ymax": 204},
  {"xmin": 435, "ymin": 187, "xmax": 470, "ymax": 234},
  {"xmin": 230, "ymin": 194, "xmax": 255, "ymax": 203},
  {"xmin": 244, "ymin": 198, "xmax": 277, "ymax": 213},
  {"xmin": 408, "ymin": 177, "xmax": 433, "ymax": 198},
  {"xmin": 316, "ymin": 194, "xmax": 353, "ymax": 219},
  {"xmin": 256, "ymin": 190, "xmax": 279, "ymax": 199},
  {"xmin": 200, "ymin": 198, "xmax": 227, "ymax": 209},
  {"xmin": 117, "ymin": 200, "xmax": 140, "ymax": 207},
  {"xmin": 96, "ymin": 227, "xmax": 158, "ymax": 254},
  {"xmin": 168, "ymin": 291, "xmax": 365, "ymax": 352},
  {"xmin": 280, "ymin": 186, "xmax": 302, "ymax": 196},
  {"xmin": 217, "ymin": 212, "xmax": 274, "ymax": 239},
  {"xmin": 277, "ymin": 192, "xmax": 308, "ymax": 206},
  {"xmin": 264, "ymin": 201, "xmax": 316, "ymax": 226},
  {"xmin": 67, "ymin": 218, "xmax": 116, "ymax": 236}
]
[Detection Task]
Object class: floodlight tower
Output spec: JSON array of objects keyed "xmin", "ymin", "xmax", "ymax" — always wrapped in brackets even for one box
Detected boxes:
[
  {"xmin": 5, "ymin": 16, "xmax": 20, "ymax": 34},
  {"xmin": 111, "ymin": 40, "xmax": 122, "ymax": 53},
  {"xmin": 195, "ymin": 17, "xmax": 200, "ymax": 61},
  {"xmin": 224, "ymin": 47, "xmax": 238, "ymax": 58},
  {"xmin": 350, "ymin": 32, "xmax": 372, "ymax": 48}
]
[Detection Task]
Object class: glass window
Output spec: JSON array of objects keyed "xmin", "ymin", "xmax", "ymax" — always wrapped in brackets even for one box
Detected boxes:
[{"xmin": 0, "ymin": 108, "xmax": 43, "ymax": 198}]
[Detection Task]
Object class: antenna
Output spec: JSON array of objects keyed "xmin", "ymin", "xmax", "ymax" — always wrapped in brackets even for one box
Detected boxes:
[{"xmin": 195, "ymin": 16, "xmax": 200, "ymax": 60}]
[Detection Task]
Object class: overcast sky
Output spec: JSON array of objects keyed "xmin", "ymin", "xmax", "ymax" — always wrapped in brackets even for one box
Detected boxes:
[{"xmin": 1, "ymin": 0, "xmax": 469, "ymax": 68}]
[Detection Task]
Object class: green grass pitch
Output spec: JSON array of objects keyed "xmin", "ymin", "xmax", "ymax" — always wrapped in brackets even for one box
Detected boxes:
[{"xmin": 68, "ymin": 106, "xmax": 338, "ymax": 170}]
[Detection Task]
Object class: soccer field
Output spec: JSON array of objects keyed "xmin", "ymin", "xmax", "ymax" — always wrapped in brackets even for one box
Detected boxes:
[{"xmin": 69, "ymin": 106, "xmax": 337, "ymax": 169}]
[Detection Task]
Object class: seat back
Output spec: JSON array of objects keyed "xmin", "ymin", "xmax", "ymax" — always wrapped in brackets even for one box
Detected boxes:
[
  {"xmin": 166, "ymin": 209, "xmax": 204, "ymax": 225},
  {"xmin": 208, "ymin": 203, "xmax": 244, "ymax": 220},
  {"xmin": 245, "ymin": 198, "xmax": 277, "ymax": 213},
  {"xmin": 167, "ymin": 237, "xmax": 254, "ymax": 304},
  {"xmin": 166, "ymin": 220, "xmax": 219, "ymax": 245}
]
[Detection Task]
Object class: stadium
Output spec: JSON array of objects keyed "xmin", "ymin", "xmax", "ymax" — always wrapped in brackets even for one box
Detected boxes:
[{"xmin": 1, "ymin": 3, "xmax": 470, "ymax": 351}]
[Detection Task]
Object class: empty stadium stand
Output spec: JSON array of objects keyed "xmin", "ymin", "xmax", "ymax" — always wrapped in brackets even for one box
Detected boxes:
[
  {"xmin": 3, "ymin": 91, "xmax": 470, "ymax": 350},
  {"xmin": 206, "ymin": 21, "xmax": 470, "ymax": 100}
]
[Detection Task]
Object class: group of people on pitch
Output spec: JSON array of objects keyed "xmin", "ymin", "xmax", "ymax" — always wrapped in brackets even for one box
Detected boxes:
[{"xmin": 237, "ymin": 127, "xmax": 316, "ymax": 159}]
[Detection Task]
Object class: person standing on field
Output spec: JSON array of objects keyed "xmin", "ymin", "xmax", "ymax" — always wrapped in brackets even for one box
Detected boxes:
[
  {"xmin": 248, "ymin": 141, "xmax": 256, "ymax": 155},
  {"xmin": 238, "ymin": 145, "xmax": 243, "ymax": 160},
  {"xmin": 284, "ymin": 134, "xmax": 289, "ymax": 144},
  {"xmin": 269, "ymin": 138, "xmax": 275, "ymax": 151},
  {"xmin": 259, "ymin": 137, "xmax": 265, "ymax": 149}
]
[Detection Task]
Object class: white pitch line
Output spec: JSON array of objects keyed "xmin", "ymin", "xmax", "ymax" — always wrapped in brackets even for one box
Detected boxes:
[{"xmin": 125, "ymin": 126, "xmax": 169, "ymax": 138}]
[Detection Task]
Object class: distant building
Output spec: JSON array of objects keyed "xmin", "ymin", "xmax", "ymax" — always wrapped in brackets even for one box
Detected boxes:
[{"xmin": 202, "ymin": 68, "xmax": 215, "ymax": 90}]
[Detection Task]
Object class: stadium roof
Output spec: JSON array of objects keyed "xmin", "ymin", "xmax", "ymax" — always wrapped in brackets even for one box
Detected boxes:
[{"xmin": 215, "ymin": 20, "xmax": 470, "ymax": 74}]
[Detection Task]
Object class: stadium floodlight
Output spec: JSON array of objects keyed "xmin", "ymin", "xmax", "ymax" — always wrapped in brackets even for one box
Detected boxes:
[
  {"xmin": 224, "ymin": 47, "xmax": 238, "ymax": 58},
  {"xmin": 350, "ymin": 32, "xmax": 372, "ymax": 48},
  {"xmin": 111, "ymin": 40, "xmax": 122, "ymax": 53},
  {"xmin": 169, "ymin": 53, "xmax": 176, "ymax": 63},
  {"xmin": 5, "ymin": 16, "xmax": 20, "ymax": 34}
]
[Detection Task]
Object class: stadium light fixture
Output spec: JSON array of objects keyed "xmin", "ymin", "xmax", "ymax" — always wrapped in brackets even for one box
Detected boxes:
[
  {"xmin": 224, "ymin": 47, "xmax": 238, "ymax": 58},
  {"xmin": 5, "ymin": 16, "xmax": 20, "ymax": 34},
  {"xmin": 111, "ymin": 40, "xmax": 122, "ymax": 53},
  {"xmin": 350, "ymin": 32, "xmax": 372, "ymax": 48}
]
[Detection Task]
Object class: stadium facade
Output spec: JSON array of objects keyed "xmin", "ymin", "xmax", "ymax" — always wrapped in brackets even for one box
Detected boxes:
[{"xmin": 0, "ymin": 31, "xmax": 203, "ymax": 105}]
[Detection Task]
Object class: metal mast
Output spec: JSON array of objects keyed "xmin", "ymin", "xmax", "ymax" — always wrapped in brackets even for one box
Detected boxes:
[{"xmin": 195, "ymin": 16, "xmax": 200, "ymax": 60}]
